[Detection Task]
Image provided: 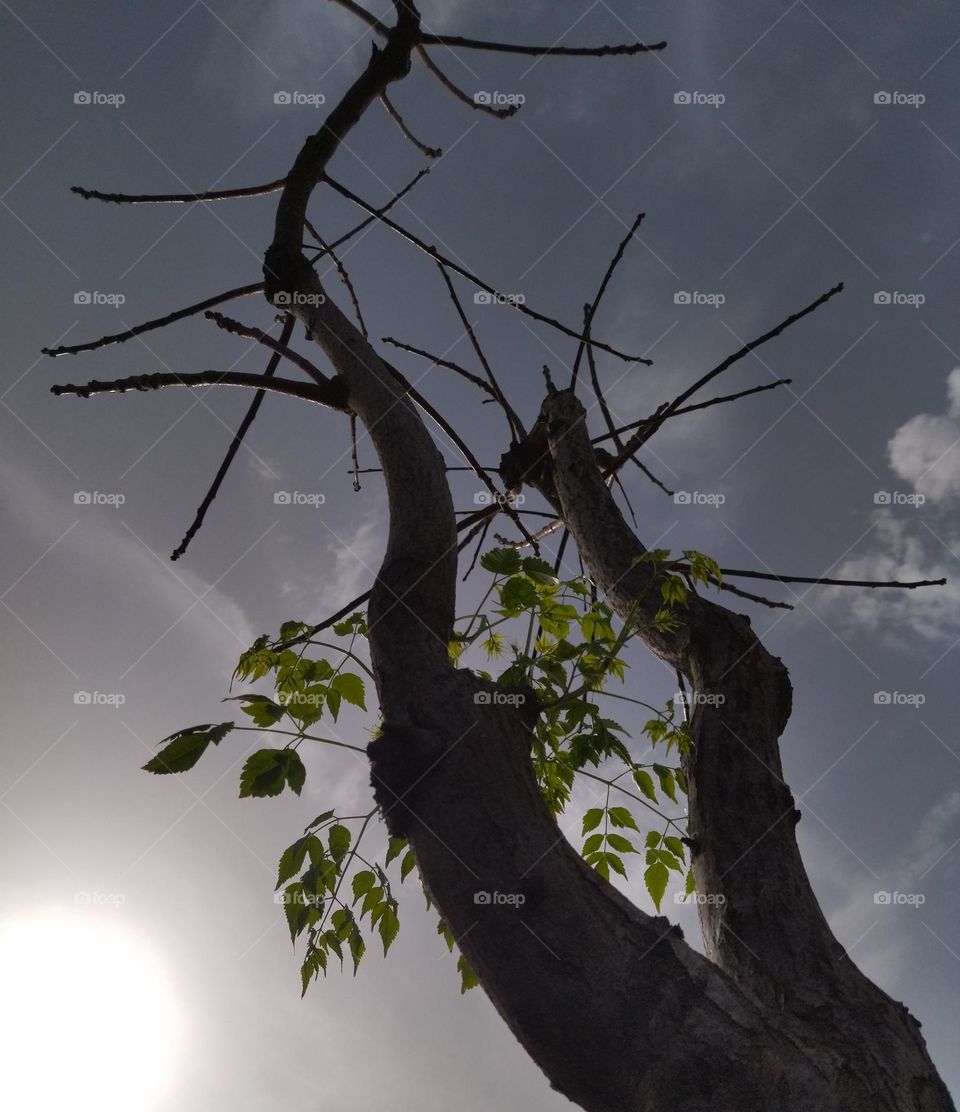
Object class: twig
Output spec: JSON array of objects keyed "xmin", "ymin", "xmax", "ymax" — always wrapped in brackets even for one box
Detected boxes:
[
  {"xmin": 70, "ymin": 179, "xmax": 286, "ymax": 205},
  {"xmin": 204, "ymin": 310, "xmax": 335, "ymax": 386},
  {"xmin": 380, "ymin": 91, "xmax": 442, "ymax": 158},
  {"xmin": 42, "ymin": 282, "xmax": 263, "ymax": 357},
  {"xmin": 435, "ymin": 262, "xmax": 525, "ymax": 439},
  {"xmin": 572, "ymin": 212, "xmax": 650, "ymax": 386},
  {"xmin": 710, "ymin": 569, "xmax": 946, "ymax": 590},
  {"xmin": 416, "ymin": 45, "xmax": 519, "ymax": 118},
  {"xmin": 381, "ymin": 337, "xmax": 496, "ymax": 397},
  {"xmin": 462, "ymin": 519, "xmax": 492, "ymax": 581},
  {"xmin": 171, "ymin": 316, "xmax": 297, "ymax": 560},
  {"xmin": 350, "ymin": 414, "xmax": 362, "ymax": 491},
  {"xmin": 307, "ymin": 224, "xmax": 368, "ymax": 337},
  {"xmin": 324, "ymin": 176, "xmax": 646, "ymax": 362}
]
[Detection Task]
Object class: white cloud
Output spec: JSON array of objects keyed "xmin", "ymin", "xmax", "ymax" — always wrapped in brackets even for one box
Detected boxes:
[
  {"xmin": 823, "ymin": 511, "xmax": 960, "ymax": 643},
  {"xmin": 888, "ymin": 367, "xmax": 960, "ymax": 504}
]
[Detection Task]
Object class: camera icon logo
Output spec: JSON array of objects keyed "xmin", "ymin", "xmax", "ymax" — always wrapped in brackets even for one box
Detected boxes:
[
  {"xmin": 273, "ymin": 291, "xmax": 291, "ymax": 306},
  {"xmin": 273, "ymin": 491, "xmax": 292, "ymax": 505},
  {"xmin": 873, "ymin": 491, "xmax": 891, "ymax": 505},
  {"xmin": 473, "ymin": 491, "xmax": 495, "ymax": 506},
  {"xmin": 474, "ymin": 291, "xmax": 492, "ymax": 305},
  {"xmin": 873, "ymin": 691, "xmax": 891, "ymax": 705},
  {"xmin": 674, "ymin": 91, "xmax": 692, "ymax": 105},
  {"xmin": 874, "ymin": 91, "xmax": 891, "ymax": 105},
  {"xmin": 674, "ymin": 491, "xmax": 692, "ymax": 505},
  {"xmin": 674, "ymin": 291, "xmax": 691, "ymax": 305},
  {"xmin": 74, "ymin": 291, "xmax": 91, "ymax": 305},
  {"xmin": 473, "ymin": 91, "xmax": 492, "ymax": 105},
  {"xmin": 474, "ymin": 691, "xmax": 492, "ymax": 705},
  {"xmin": 274, "ymin": 91, "xmax": 292, "ymax": 105},
  {"xmin": 874, "ymin": 291, "xmax": 891, "ymax": 305},
  {"xmin": 73, "ymin": 691, "xmax": 92, "ymax": 705},
  {"xmin": 74, "ymin": 91, "xmax": 92, "ymax": 105},
  {"xmin": 874, "ymin": 890, "xmax": 891, "ymax": 904},
  {"xmin": 473, "ymin": 891, "xmax": 491, "ymax": 904},
  {"xmin": 73, "ymin": 491, "xmax": 92, "ymax": 505}
]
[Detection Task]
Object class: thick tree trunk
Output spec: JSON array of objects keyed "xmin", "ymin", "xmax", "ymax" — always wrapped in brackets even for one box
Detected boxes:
[{"xmin": 260, "ymin": 7, "xmax": 956, "ymax": 1108}]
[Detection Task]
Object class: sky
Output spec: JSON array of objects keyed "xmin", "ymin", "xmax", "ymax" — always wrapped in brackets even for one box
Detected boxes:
[{"xmin": 1, "ymin": 1, "xmax": 959, "ymax": 1108}]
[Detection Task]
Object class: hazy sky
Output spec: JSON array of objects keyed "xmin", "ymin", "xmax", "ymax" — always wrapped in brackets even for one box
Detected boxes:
[{"xmin": 1, "ymin": 1, "xmax": 959, "ymax": 1108}]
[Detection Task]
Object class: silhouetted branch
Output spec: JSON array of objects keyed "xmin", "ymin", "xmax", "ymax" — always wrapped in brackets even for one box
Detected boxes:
[
  {"xmin": 70, "ymin": 180, "xmax": 286, "ymax": 205},
  {"xmin": 325, "ymin": 176, "xmax": 646, "ymax": 361},
  {"xmin": 381, "ymin": 337, "xmax": 496, "ymax": 397},
  {"xmin": 380, "ymin": 91, "xmax": 442, "ymax": 158},
  {"xmin": 204, "ymin": 310, "xmax": 336, "ymax": 386},
  {"xmin": 435, "ymin": 262, "xmax": 525, "ymax": 439},
  {"xmin": 307, "ymin": 224, "xmax": 369, "ymax": 337},
  {"xmin": 42, "ymin": 282, "xmax": 263, "ymax": 357},
  {"xmin": 171, "ymin": 316, "xmax": 297, "ymax": 560},
  {"xmin": 705, "ymin": 568, "xmax": 946, "ymax": 590},
  {"xmin": 416, "ymin": 46, "xmax": 519, "ymax": 118},
  {"xmin": 572, "ymin": 212, "xmax": 649, "ymax": 387},
  {"xmin": 50, "ymin": 368, "xmax": 344, "ymax": 407}
]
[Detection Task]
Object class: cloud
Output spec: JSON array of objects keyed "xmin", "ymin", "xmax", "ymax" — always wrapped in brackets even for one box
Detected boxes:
[
  {"xmin": 822, "ymin": 511, "xmax": 960, "ymax": 644},
  {"xmin": 888, "ymin": 368, "xmax": 960, "ymax": 504}
]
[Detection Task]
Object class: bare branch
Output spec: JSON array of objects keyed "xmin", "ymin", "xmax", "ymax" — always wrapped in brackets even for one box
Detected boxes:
[
  {"xmin": 592, "ymin": 378, "xmax": 792, "ymax": 446},
  {"xmin": 307, "ymin": 222, "xmax": 369, "ymax": 337},
  {"xmin": 708, "ymin": 568, "xmax": 946, "ymax": 590},
  {"xmin": 204, "ymin": 310, "xmax": 336, "ymax": 387},
  {"xmin": 171, "ymin": 315, "xmax": 297, "ymax": 561},
  {"xmin": 42, "ymin": 282, "xmax": 263, "ymax": 357},
  {"xmin": 350, "ymin": 413, "xmax": 362, "ymax": 491},
  {"xmin": 50, "ymin": 368, "xmax": 344, "ymax": 407},
  {"xmin": 381, "ymin": 336, "xmax": 496, "ymax": 397},
  {"xmin": 70, "ymin": 179, "xmax": 286, "ymax": 205},
  {"xmin": 572, "ymin": 212, "xmax": 650, "ymax": 387},
  {"xmin": 325, "ymin": 176, "xmax": 646, "ymax": 361},
  {"xmin": 380, "ymin": 91, "xmax": 442, "ymax": 158},
  {"xmin": 435, "ymin": 262, "xmax": 525, "ymax": 439},
  {"xmin": 416, "ymin": 46, "xmax": 519, "ymax": 118}
]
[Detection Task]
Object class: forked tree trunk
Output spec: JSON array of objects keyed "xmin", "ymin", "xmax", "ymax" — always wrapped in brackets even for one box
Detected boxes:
[{"xmin": 261, "ymin": 8, "xmax": 956, "ymax": 1109}]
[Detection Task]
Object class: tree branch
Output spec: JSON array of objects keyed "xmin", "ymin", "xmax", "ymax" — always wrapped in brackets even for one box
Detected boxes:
[
  {"xmin": 380, "ymin": 90, "xmax": 442, "ymax": 158},
  {"xmin": 70, "ymin": 179, "xmax": 286, "ymax": 205},
  {"xmin": 204, "ymin": 310, "xmax": 336, "ymax": 387}
]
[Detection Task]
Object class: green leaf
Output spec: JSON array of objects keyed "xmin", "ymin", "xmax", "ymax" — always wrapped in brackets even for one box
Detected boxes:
[
  {"xmin": 142, "ymin": 722, "xmax": 233, "ymax": 775},
  {"xmin": 480, "ymin": 548, "xmax": 521, "ymax": 576},
  {"xmin": 499, "ymin": 575, "xmax": 540, "ymax": 612},
  {"xmin": 239, "ymin": 749, "xmax": 287, "ymax": 798},
  {"xmin": 644, "ymin": 861, "xmax": 670, "ymax": 911},
  {"xmin": 279, "ymin": 620, "xmax": 309, "ymax": 641},
  {"xmin": 457, "ymin": 953, "xmax": 480, "ymax": 993},
  {"xmin": 520, "ymin": 557, "xmax": 558, "ymax": 584},
  {"xmin": 282, "ymin": 750, "xmax": 307, "ymax": 795},
  {"xmin": 582, "ymin": 833, "xmax": 603, "ymax": 856},
  {"xmin": 685, "ymin": 868, "xmax": 696, "ymax": 896},
  {"xmin": 582, "ymin": 808, "xmax": 604, "ymax": 834},
  {"xmin": 654, "ymin": 764, "xmax": 678, "ymax": 804},
  {"xmin": 385, "ymin": 836, "xmax": 407, "ymax": 867},
  {"xmin": 328, "ymin": 823, "xmax": 351, "ymax": 864},
  {"xmin": 605, "ymin": 852, "xmax": 627, "ymax": 877},
  {"xmin": 607, "ymin": 806, "xmax": 639, "ymax": 831},
  {"xmin": 400, "ymin": 848, "xmax": 416, "ymax": 882},
  {"xmin": 633, "ymin": 769, "xmax": 657, "ymax": 802},
  {"xmin": 378, "ymin": 903, "xmax": 400, "ymax": 956},
  {"xmin": 304, "ymin": 810, "xmax": 335, "ymax": 833},
  {"xmin": 351, "ymin": 870, "xmax": 377, "ymax": 903},
  {"xmin": 277, "ymin": 835, "xmax": 312, "ymax": 888},
  {"xmin": 226, "ymin": 694, "xmax": 285, "ymax": 728},
  {"xmin": 606, "ymin": 833, "xmax": 635, "ymax": 854},
  {"xmin": 281, "ymin": 883, "xmax": 311, "ymax": 943},
  {"xmin": 664, "ymin": 836, "xmax": 686, "ymax": 861},
  {"xmin": 330, "ymin": 672, "xmax": 366, "ymax": 710}
]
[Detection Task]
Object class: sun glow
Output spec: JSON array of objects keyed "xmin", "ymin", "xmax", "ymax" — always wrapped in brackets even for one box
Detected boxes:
[{"xmin": 0, "ymin": 912, "xmax": 181, "ymax": 1112}]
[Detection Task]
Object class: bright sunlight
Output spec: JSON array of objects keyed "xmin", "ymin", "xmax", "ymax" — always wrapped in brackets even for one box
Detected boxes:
[{"xmin": 0, "ymin": 911, "xmax": 181, "ymax": 1112}]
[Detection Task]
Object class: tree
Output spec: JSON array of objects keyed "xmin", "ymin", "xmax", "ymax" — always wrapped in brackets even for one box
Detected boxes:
[{"xmin": 46, "ymin": 3, "xmax": 955, "ymax": 1109}]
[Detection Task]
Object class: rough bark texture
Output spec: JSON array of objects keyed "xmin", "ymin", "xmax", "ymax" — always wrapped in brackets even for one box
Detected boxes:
[{"xmin": 258, "ymin": 6, "xmax": 956, "ymax": 1109}]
